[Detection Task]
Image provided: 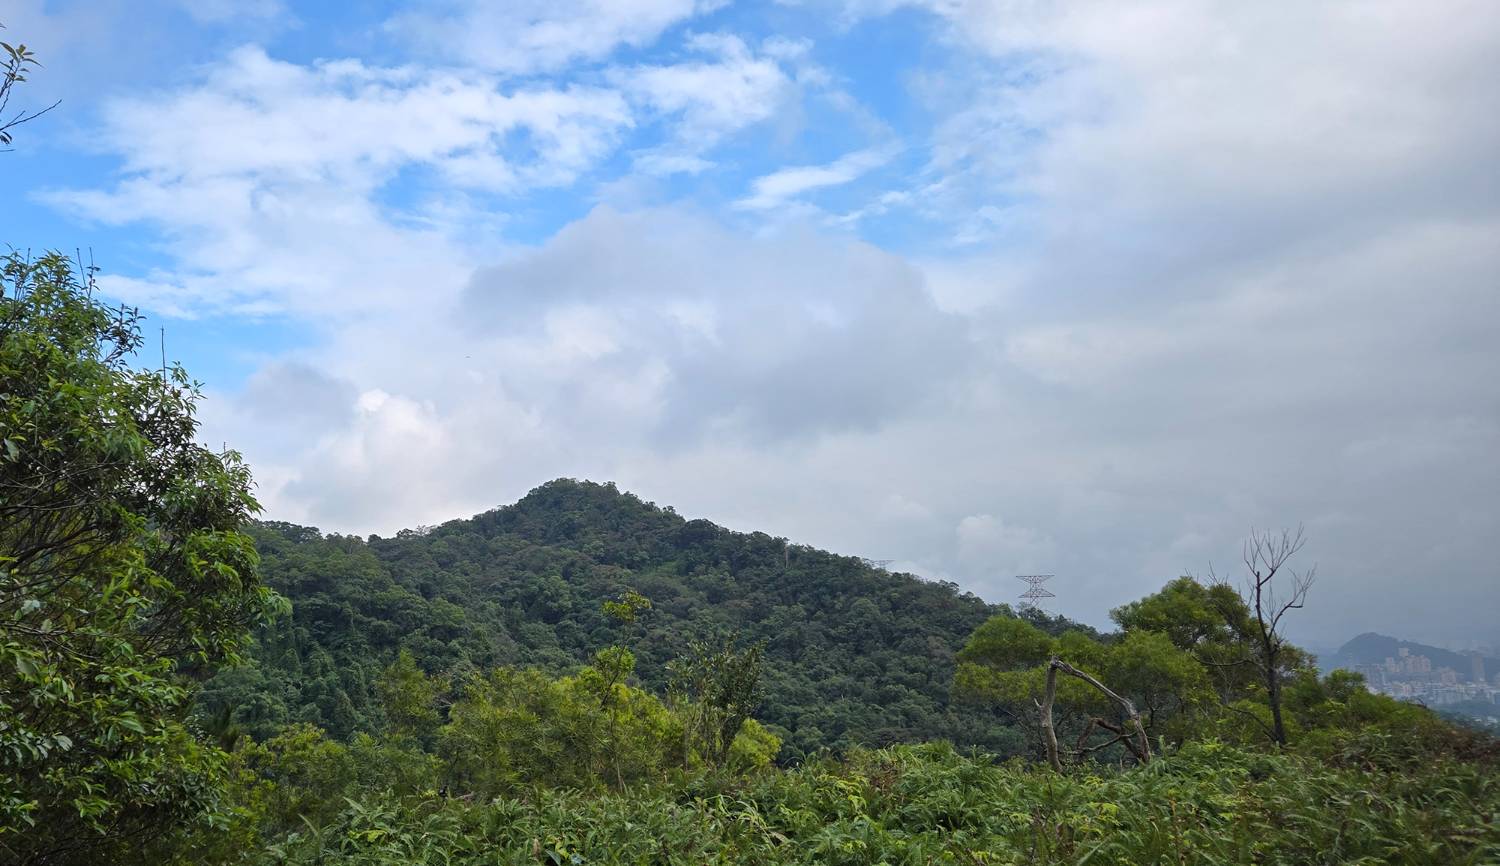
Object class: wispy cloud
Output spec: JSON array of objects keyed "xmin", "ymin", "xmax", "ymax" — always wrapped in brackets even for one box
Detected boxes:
[
  {"xmin": 734, "ymin": 146, "xmax": 897, "ymax": 211},
  {"xmin": 615, "ymin": 33, "xmax": 795, "ymax": 174},
  {"xmin": 388, "ymin": 0, "xmax": 722, "ymax": 75}
]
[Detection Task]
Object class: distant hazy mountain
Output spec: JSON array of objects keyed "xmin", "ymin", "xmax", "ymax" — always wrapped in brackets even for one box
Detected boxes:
[{"xmin": 1329, "ymin": 632, "xmax": 1497, "ymax": 680}]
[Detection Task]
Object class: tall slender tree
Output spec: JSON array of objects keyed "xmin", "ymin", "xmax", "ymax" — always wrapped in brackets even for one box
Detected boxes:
[{"xmin": 1214, "ymin": 527, "xmax": 1316, "ymax": 746}]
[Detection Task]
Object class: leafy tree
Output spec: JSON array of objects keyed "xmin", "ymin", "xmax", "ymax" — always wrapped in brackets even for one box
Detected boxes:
[
  {"xmin": 954, "ymin": 617, "xmax": 1210, "ymax": 771},
  {"xmin": 1112, "ymin": 572, "xmax": 1316, "ymax": 740},
  {"xmin": 1100, "ymin": 630, "xmax": 1214, "ymax": 740},
  {"xmin": 725, "ymin": 717, "xmax": 781, "ymax": 773},
  {"xmin": 602, "ymin": 588, "xmax": 651, "ymax": 624},
  {"xmin": 376, "ymin": 648, "xmax": 441, "ymax": 747},
  {"xmin": 669, "ymin": 636, "xmax": 767, "ymax": 768},
  {"xmin": 0, "ymin": 252, "xmax": 280, "ymax": 863},
  {"xmin": 1110, "ymin": 576, "xmax": 1247, "ymax": 657},
  {"xmin": 236, "ymin": 723, "xmax": 357, "ymax": 837},
  {"xmin": 0, "ymin": 22, "xmax": 58, "ymax": 150},
  {"xmin": 437, "ymin": 660, "xmax": 683, "ymax": 796},
  {"xmin": 590, "ymin": 644, "xmax": 638, "ymax": 787}
]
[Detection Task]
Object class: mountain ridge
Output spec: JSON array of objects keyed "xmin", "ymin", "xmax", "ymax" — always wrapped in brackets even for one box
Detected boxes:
[
  {"xmin": 203, "ymin": 478, "xmax": 1092, "ymax": 757},
  {"xmin": 1330, "ymin": 631, "xmax": 1497, "ymax": 681}
]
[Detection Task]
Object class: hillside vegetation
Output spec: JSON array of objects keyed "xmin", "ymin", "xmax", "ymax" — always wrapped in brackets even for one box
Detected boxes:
[{"xmin": 200, "ymin": 481, "xmax": 1081, "ymax": 757}]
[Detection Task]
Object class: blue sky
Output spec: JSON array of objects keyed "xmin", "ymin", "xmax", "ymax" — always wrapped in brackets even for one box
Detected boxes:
[{"xmin": 4, "ymin": 0, "xmax": 1499, "ymax": 645}]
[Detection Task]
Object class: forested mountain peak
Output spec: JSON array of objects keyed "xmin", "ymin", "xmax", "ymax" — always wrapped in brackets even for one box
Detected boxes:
[
  {"xmin": 441, "ymin": 477, "xmax": 705, "ymax": 570},
  {"xmin": 454, "ymin": 479, "xmax": 687, "ymax": 558},
  {"xmin": 208, "ymin": 478, "xmax": 1077, "ymax": 756}
]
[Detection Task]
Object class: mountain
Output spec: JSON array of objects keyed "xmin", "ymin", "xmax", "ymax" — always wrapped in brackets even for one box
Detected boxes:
[
  {"xmin": 1328, "ymin": 632, "xmax": 1498, "ymax": 681},
  {"xmin": 201, "ymin": 479, "xmax": 1090, "ymax": 757}
]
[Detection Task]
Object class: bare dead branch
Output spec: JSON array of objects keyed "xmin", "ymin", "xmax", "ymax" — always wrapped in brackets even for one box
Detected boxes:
[
  {"xmin": 1036, "ymin": 657, "xmax": 1151, "ymax": 772},
  {"xmin": 1217, "ymin": 525, "xmax": 1315, "ymax": 746}
]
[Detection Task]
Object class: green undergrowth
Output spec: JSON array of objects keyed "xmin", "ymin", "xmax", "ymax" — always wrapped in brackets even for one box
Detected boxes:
[{"xmin": 231, "ymin": 739, "xmax": 1497, "ymax": 866}]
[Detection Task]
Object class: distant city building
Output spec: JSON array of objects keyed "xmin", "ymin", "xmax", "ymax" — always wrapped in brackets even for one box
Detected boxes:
[{"xmin": 1342, "ymin": 651, "xmax": 1500, "ymax": 709}]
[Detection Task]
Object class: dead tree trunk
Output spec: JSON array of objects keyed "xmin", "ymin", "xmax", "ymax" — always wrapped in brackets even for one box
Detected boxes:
[
  {"xmin": 1231, "ymin": 527, "xmax": 1316, "ymax": 748},
  {"xmin": 1038, "ymin": 662, "xmax": 1063, "ymax": 773},
  {"xmin": 1037, "ymin": 656, "xmax": 1151, "ymax": 772}
]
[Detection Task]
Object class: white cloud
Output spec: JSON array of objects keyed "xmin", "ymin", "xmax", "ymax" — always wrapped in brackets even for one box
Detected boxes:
[
  {"xmin": 197, "ymin": 204, "xmax": 969, "ymax": 534},
  {"xmin": 956, "ymin": 514, "xmax": 1056, "ymax": 573},
  {"xmin": 456, "ymin": 205, "xmax": 971, "ymax": 441},
  {"xmin": 39, "ymin": 33, "xmax": 807, "ymax": 316},
  {"xmin": 78, "ymin": 47, "xmax": 631, "ymax": 192},
  {"xmin": 92, "ymin": 274, "xmax": 201, "ymax": 320},
  {"xmin": 389, "ymin": 0, "xmax": 720, "ymax": 75},
  {"xmin": 735, "ymin": 146, "xmax": 896, "ymax": 211},
  {"xmin": 615, "ymin": 33, "xmax": 794, "ymax": 171},
  {"xmin": 893, "ymin": 0, "xmax": 1500, "ymax": 253},
  {"xmin": 176, "ymin": 0, "xmax": 286, "ymax": 23},
  {"xmin": 43, "ymin": 46, "xmax": 633, "ymax": 317}
]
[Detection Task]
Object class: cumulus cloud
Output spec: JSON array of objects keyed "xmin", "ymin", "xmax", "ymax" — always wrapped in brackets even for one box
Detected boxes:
[
  {"xmin": 460, "ymin": 205, "xmax": 973, "ymax": 442},
  {"xmin": 189, "ymin": 204, "xmax": 968, "ymax": 532},
  {"xmin": 895, "ymin": 0, "xmax": 1500, "ymax": 261},
  {"xmin": 237, "ymin": 362, "xmax": 358, "ymax": 435},
  {"xmin": 43, "ymin": 46, "xmax": 634, "ymax": 317}
]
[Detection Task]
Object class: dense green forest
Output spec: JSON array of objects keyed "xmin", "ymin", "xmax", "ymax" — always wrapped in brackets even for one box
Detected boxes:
[
  {"xmin": 199, "ymin": 479, "xmax": 1090, "ymax": 758},
  {"xmin": 3, "ymin": 258, "xmax": 1498, "ymax": 864}
]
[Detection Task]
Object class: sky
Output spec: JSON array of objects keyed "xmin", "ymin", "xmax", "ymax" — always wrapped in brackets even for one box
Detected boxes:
[{"xmin": 3, "ymin": 0, "xmax": 1497, "ymax": 647}]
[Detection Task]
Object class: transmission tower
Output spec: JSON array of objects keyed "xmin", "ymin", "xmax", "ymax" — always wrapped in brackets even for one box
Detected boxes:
[
  {"xmin": 1016, "ymin": 574, "xmax": 1056, "ymax": 610},
  {"xmin": 860, "ymin": 558, "xmax": 895, "ymax": 570}
]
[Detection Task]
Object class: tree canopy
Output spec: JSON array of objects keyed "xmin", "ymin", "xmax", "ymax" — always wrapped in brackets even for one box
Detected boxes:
[
  {"xmin": 0, "ymin": 252, "xmax": 280, "ymax": 864},
  {"xmin": 198, "ymin": 482, "xmax": 1090, "ymax": 757}
]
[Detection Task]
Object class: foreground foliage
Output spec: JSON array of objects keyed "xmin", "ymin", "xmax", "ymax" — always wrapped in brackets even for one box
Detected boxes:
[
  {"xmin": 203, "ymin": 738, "xmax": 1498, "ymax": 865},
  {"xmin": 148, "ymin": 580, "xmax": 1497, "ymax": 866},
  {"xmin": 0, "ymin": 253, "xmax": 278, "ymax": 864}
]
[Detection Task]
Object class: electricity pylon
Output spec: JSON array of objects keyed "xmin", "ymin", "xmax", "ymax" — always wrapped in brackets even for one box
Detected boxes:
[{"xmin": 1016, "ymin": 574, "xmax": 1056, "ymax": 610}]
